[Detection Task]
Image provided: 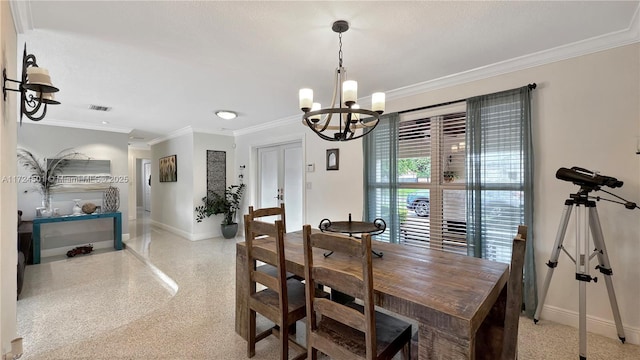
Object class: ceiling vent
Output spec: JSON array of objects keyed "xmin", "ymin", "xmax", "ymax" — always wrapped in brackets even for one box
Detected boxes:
[{"xmin": 89, "ymin": 104, "xmax": 111, "ymax": 112}]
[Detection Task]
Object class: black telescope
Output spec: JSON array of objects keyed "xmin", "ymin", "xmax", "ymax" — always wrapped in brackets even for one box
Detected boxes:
[{"xmin": 556, "ymin": 167, "xmax": 623, "ymax": 189}]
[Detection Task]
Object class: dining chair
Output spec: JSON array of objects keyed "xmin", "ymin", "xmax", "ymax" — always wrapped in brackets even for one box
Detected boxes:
[
  {"xmin": 302, "ymin": 225, "xmax": 413, "ymax": 360},
  {"xmin": 248, "ymin": 204, "xmax": 298, "ymax": 280},
  {"xmin": 501, "ymin": 224, "xmax": 527, "ymax": 360},
  {"xmin": 410, "ymin": 225, "xmax": 527, "ymax": 359},
  {"xmin": 248, "ymin": 203, "xmax": 287, "ymax": 232},
  {"xmin": 244, "ymin": 214, "xmax": 308, "ymax": 360}
]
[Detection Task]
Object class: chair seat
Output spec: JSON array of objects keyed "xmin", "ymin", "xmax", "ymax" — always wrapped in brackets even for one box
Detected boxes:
[
  {"xmin": 256, "ymin": 264, "xmax": 297, "ymax": 280},
  {"xmin": 250, "ymin": 279, "xmax": 328, "ymax": 325},
  {"xmin": 316, "ymin": 303, "xmax": 412, "ymax": 359}
]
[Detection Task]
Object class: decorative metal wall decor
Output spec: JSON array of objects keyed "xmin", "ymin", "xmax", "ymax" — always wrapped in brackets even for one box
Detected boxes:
[
  {"xmin": 159, "ymin": 155, "xmax": 177, "ymax": 182},
  {"xmin": 207, "ymin": 150, "xmax": 226, "ymax": 198}
]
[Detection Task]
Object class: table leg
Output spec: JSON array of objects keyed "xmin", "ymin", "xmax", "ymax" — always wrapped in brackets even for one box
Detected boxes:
[
  {"xmin": 475, "ymin": 283, "xmax": 508, "ymax": 360},
  {"xmin": 113, "ymin": 213, "xmax": 123, "ymax": 250},
  {"xmin": 235, "ymin": 246, "xmax": 248, "ymax": 340},
  {"xmin": 32, "ymin": 223, "xmax": 41, "ymax": 264},
  {"xmin": 418, "ymin": 322, "xmax": 470, "ymax": 359}
]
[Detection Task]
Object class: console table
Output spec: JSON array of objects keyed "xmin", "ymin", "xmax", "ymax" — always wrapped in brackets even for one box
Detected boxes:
[{"xmin": 31, "ymin": 212, "xmax": 122, "ymax": 264}]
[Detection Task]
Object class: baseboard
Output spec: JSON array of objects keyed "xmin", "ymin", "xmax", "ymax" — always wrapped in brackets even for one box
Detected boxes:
[
  {"xmin": 149, "ymin": 219, "xmax": 225, "ymax": 241},
  {"xmin": 148, "ymin": 219, "xmax": 204, "ymax": 241},
  {"xmin": 540, "ymin": 305, "xmax": 640, "ymax": 345}
]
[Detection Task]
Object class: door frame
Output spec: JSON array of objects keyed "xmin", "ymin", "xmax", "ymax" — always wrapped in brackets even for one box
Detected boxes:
[{"xmin": 250, "ymin": 135, "xmax": 306, "ymax": 226}]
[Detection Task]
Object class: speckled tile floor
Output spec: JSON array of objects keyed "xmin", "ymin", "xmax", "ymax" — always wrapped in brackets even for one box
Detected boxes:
[{"xmin": 17, "ymin": 209, "xmax": 640, "ymax": 359}]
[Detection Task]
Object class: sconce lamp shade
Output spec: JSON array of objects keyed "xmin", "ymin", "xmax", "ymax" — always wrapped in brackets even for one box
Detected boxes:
[
  {"xmin": 35, "ymin": 91, "xmax": 60, "ymax": 105},
  {"xmin": 25, "ymin": 67, "xmax": 59, "ymax": 93}
]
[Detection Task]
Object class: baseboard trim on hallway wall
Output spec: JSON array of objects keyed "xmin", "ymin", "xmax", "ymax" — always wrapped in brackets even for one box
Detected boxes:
[
  {"xmin": 149, "ymin": 219, "xmax": 221, "ymax": 241},
  {"xmin": 540, "ymin": 305, "xmax": 640, "ymax": 345}
]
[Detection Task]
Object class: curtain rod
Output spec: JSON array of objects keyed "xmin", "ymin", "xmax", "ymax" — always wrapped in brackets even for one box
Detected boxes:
[{"xmin": 397, "ymin": 83, "xmax": 536, "ymax": 115}]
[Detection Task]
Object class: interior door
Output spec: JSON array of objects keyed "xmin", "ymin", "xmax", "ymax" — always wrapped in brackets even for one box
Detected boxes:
[
  {"xmin": 143, "ymin": 161, "xmax": 151, "ymax": 212},
  {"xmin": 257, "ymin": 142, "xmax": 303, "ymax": 231}
]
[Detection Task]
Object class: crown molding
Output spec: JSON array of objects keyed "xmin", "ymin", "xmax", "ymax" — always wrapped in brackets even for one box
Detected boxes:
[
  {"xmin": 147, "ymin": 126, "xmax": 193, "ymax": 145},
  {"xmin": 9, "ymin": 0, "xmax": 34, "ymax": 34},
  {"xmin": 386, "ymin": 15, "xmax": 640, "ymax": 102},
  {"xmin": 127, "ymin": 143, "xmax": 151, "ymax": 150},
  {"xmin": 233, "ymin": 114, "xmax": 300, "ymax": 137},
  {"xmin": 21, "ymin": 118, "xmax": 132, "ymax": 134},
  {"xmin": 191, "ymin": 127, "xmax": 234, "ymax": 137}
]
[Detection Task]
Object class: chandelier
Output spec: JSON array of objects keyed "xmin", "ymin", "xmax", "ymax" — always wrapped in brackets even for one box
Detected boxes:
[
  {"xmin": 3, "ymin": 44, "xmax": 60, "ymax": 125},
  {"xmin": 299, "ymin": 20, "xmax": 385, "ymax": 141}
]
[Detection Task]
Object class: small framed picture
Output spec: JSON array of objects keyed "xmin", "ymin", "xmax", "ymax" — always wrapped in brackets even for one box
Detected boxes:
[
  {"xmin": 159, "ymin": 155, "xmax": 177, "ymax": 182},
  {"xmin": 326, "ymin": 149, "xmax": 339, "ymax": 171}
]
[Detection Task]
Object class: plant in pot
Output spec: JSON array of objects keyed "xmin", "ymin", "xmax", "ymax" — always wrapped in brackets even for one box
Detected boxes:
[
  {"xmin": 17, "ymin": 148, "xmax": 88, "ymax": 216},
  {"xmin": 195, "ymin": 183, "xmax": 246, "ymax": 239},
  {"xmin": 443, "ymin": 170, "xmax": 458, "ymax": 183}
]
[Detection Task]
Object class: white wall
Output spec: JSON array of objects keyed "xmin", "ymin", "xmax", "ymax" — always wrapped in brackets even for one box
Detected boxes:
[
  {"xmin": 234, "ymin": 44, "xmax": 640, "ymax": 343},
  {"xmin": 149, "ymin": 130, "xmax": 235, "ymax": 240},
  {"xmin": 150, "ymin": 131, "xmax": 193, "ymax": 236},
  {"xmin": 0, "ymin": 0, "xmax": 18, "ymax": 352},
  {"xmin": 17, "ymin": 124, "xmax": 130, "ymax": 253}
]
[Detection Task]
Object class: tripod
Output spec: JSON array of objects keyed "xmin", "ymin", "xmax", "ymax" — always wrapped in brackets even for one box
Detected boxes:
[{"xmin": 534, "ymin": 187, "xmax": 625, "ymax": 359}]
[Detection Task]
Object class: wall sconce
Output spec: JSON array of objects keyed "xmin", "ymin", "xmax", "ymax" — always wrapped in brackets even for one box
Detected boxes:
[{"xmin": 3, "ymin": 44, "xmax": 60, "ymax": 125}]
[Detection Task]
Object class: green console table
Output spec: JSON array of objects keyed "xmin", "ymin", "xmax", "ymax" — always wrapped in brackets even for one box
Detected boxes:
[{"xmin": 32, "ymin": 211, "xmax": 122, "ymax": 264}]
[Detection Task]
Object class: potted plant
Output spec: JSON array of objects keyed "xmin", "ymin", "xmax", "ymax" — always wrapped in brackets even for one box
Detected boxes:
[
  {"xmin": 17, "ymin": 148, "xmax": 87, "ymax": 215},
  {"xmin": 195, "ymin": 183, "xmax": 246, "ymax": 238},
  {"xmin": 443, "ymin": 170, "xmax": 458, "ymax": 183}
]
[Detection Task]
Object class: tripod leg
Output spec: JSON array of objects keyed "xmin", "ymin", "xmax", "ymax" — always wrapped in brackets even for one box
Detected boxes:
[
  {"xmin": 589, "ymin": 206, "xmax": 626, "ymax": 343},
  {"xmin": 579, "ymin": 279, "xmax": 587, "ymax": 360},
  {"xmin": 577, "ymin": 204, "xmax": 589, "ymax": 360},
  {"xmin": 534, "ymin": 203, "xmax": 574, "ymax": 323}
]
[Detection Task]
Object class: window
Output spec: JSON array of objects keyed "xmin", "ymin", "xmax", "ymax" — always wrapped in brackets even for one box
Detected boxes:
[{"xmin": 364, "ymin": 90, "xmax": 530, "ymax": 264}]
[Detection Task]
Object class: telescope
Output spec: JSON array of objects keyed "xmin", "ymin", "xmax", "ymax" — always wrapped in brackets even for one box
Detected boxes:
[{"xmin": 556, "ymin": 166, "xmax": 623, "ymax": 189}]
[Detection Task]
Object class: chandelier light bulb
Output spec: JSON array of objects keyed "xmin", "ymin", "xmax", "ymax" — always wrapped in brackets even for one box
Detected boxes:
[
  {"xmin": 299, "ymin": 88, "xmax": 313, "ymax": 111},
  {"xmin": 342, "ymin": 80, "xmax": 357, "ymax": 106},
  {"xmin": 372, "ymin": 92, "xmax": 385, "ymax": 113}
]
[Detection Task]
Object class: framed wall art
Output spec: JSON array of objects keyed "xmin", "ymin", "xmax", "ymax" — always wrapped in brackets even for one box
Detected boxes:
[
  {"xmin": 326, "ymin": 148, "xmax": 339, "ymax": 171},
  {"xmin": 159, "ymin": 155, "xmax": 177, "ymax": 182}
]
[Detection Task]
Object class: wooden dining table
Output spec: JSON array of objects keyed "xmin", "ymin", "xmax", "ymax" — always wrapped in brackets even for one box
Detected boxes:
[{"xmin": 235, "ymin": 230, "xmax": 510, "ymax": 359}]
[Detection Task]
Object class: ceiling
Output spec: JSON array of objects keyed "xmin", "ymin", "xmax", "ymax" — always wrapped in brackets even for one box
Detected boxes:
[{"xmin": 10, "ymin": 1, "xmax": 640, "ymax": 147}]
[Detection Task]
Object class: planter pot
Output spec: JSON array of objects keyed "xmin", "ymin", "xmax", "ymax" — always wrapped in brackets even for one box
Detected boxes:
[{"xmin": 221, "ymin": 223, "xmax": 239, "ymax": 239}]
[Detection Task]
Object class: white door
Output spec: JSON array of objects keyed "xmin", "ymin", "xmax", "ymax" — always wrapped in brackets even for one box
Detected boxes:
[
  {"xmin": 257, "ymin": 142, "xmax": 303, "ymax": 232},
  {"xmin": 143, "ymin": 161, "xmax": 151, "ymax": 212}
]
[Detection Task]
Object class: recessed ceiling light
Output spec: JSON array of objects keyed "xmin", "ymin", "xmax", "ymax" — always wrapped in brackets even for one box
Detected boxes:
[
  {"xmin": 215, "ymin": 110, "xmax": 237, "ymax": 120},
  {"xmin": 102, "ymin": 121, "xmax": 110, "ymax": 125}
]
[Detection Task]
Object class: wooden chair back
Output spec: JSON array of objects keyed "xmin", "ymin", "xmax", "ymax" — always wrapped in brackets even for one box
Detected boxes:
[
  {"xmin": 244, "ymin": 214, "xmax": 288, "ymax": 305},
  {"xmin": 302, "ymin": 224, "xmax": 377, "ymax": 359},
  {"xmin": 501, "ymin": 225, "xmax": 527, "ymax": 360},
  {"xmin": 248, "ymin": 203, "xmax": 286, "ymax": 233}
]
